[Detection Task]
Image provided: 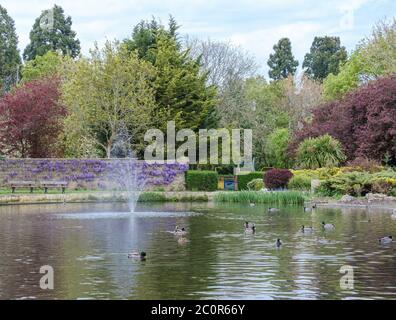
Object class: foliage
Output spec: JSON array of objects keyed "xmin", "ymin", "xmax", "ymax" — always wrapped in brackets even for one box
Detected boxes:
[
  {"xmin": 267, "ymin": 38, "xmax": 299, "ymax": 80},
  {"xmin": 214, "ymin": 191, "xmax": 305, "ymax": 205},
  {"xmin": 264, "ymin": 169, "xmax": 293, "ymax": 190},
  {"xmin": 21, "ymin": 51, "xmax": 64, "ymax": 82},
  {"xmin": 0, "ymin": 5, "xmax": 21, "ymax": 94},
  {"xmin": 323, "ymin": 19, "xmax": 396, "ymax": 101},
  {"xmin": 345, "ymin": 157, "xmax": 383, "ymax": 173},
  {"xmin": 265, "ymin": 128, "xmax": 293, "ymax": 168},
  {"xmin": 293, "ymin": 75, "xmax": 396, "ymax": 164},
  {"xmin": 247, "ymin": 179, "xmax": 265, "ymax": 191},
  {"xmin": 186, "ymin": 171, "xmax": 219, "ymax": 191},
  {"xmin": 237, "ymin": 172, "xmax": 264, "ymax": 191},
  {"xmin": 288, "ymin": 175, "xmax": 312, "ymax": 191},
  {"xmin": 0, "ymin": 77, "xmax": 65, "ymax": 157},
  {"xmin": 61, "ymin": 41, "xmax": 156, "ymax": 158},
  {"xmin": 23, "ymin": 5, "xmax": 80, "ymax": 61},
  {"xmin": 303, "ymin": 36, "xmax": 348, "ymax": 81},
  {"xmin": 296, "ymin": 135, "xmax": 346, "ymax": 169}
]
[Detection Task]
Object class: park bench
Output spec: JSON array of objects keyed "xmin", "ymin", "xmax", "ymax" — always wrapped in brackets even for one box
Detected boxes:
[
  {"xmin": 9, "ymin": 181, "xmax": 36, "ymax": 194},
  {"xmin": 8, "ymin": 180, "xmax": 68, "ymax": 194},
  {"xmin": 39, "ymin": 181, "xmax": 68, "ymax": 194}
]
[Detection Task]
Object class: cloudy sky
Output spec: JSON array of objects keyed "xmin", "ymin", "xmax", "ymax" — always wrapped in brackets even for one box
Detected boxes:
[{"xmin": 2, "ymin": 0, "xmax": 395, "ymax": 76}]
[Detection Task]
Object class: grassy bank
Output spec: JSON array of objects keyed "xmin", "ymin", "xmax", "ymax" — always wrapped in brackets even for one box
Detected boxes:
[{"xmin": 215, "ymin": 191, "xmax": 306, "ymax": 205}]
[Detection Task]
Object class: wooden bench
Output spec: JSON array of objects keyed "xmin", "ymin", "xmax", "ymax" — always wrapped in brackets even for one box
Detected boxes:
[
  {"xmin": 9, "ymin": 181, "xmax": 36, "ymax": 194},
  {"xmin": 39, "ymin": 181, "xmax": 68, "ymax": 194}
]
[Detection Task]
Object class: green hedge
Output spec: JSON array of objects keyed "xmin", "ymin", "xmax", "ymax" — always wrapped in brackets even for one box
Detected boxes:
[
  {"xmin": 237, "ymin": 172, "xmax": 264, "ymax": 190},
  {"xmin": 186, "ymin": 171, "xmax": 219, "ymax": 191}
]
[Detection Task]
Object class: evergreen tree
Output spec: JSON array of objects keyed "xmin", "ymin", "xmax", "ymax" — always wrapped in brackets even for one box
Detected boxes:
[
  {"xmin": 0, "ymin": 5, "xmax": 21, "ymax": 94},
  {"xmin": 303, "ymin": 36, "xmax": 347, "ymax": 81},
  {"xmin": 23, "ymin": 5, "xmax": 80, "ymax": 61},
  {"xmin": 267, "ymin": 38, "xmax": 299, "ymax": 80}
]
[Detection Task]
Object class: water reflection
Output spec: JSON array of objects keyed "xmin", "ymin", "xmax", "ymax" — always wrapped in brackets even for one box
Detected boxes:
[{"xmin": 0, "ymin": 202, "xmax": 395, "ymax": 300}]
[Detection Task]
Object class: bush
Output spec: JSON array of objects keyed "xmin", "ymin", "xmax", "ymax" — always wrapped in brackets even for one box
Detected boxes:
[
  {"xmin": 266, "ymin": 128, "xmax": 293, "ymax": 168},
  {"xmin": 296, "ymin": 135, "xmax": 346, "ymax": 169},
  {"xmin": 215, "ymin": 191, "xmax": 305, "ymax": 205},
  {"xmin": 288, "ymin": 175, "xmax": 312, "ymax": 191},
  {"xmin": 186, "ymin": 171, "xmax": 218, "ymax": 191},
  {"xmin": 247, "ymin": 179, "xmax": 265, "ymax": 191},
  {"xmin": 264, "ymin": 169, "xmax": 293, "ymax": 190},
  {"xmin": 346, "ymin": 157, "xmax": 383, "ymax": 173},
  {"xmin": 237, "ymin": 172, "xmax": 264, "ymax": 191}
]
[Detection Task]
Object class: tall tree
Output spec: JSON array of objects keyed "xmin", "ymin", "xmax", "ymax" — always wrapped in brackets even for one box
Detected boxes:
[
  {"xmin": 303, "ymin": 36, "xmax": 347, "ymax": 81},
  {"xmin": 0, "ymin": 77, "xmax": 65, "ymax": 158},
  {"xmin": 267, "ymin": 38, "xmax": 299, "ymax": 81},
  {"xmin": 23, "ymin": 5, "xmax": 80, "ymax": 61},
  {"xmin": 61, "ymin": 41, "xmax": 157, "ymax": 158},
  {"xmin": 0, "ymin": 5, "xmax": 21, "ymax": 94}
]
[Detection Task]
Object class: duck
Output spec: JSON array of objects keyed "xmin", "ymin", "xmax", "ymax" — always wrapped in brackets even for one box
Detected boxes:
[
  {"xmin": 245, "ymin": 221, "xmax": 254, "ymax": 229},
  {"xmin": 245, "ymin": 225, "xmax": 256, "ymax": 235},
  {"xmin": 250, "ymin": 203, "xmax": 256, "ymax": 207},
  {"xmin": 322, "ymin": 222, "xmax": 335, "ymax": 231},
  {"xmin": 301, "ymin": 225, "xmax": 314, "ymax": 233},
  {"xmin": 303, "ymin": 207, "xmax": 312, "ymax": 212},
  {"xmin": 379, "ymin": 236, "xmax": 393, "ymax": 245},
  {"xmin": 128, "ymin": 251, "xmax": 147, "ymax": 260},
  {"xmin": 174, "ymin": 227, "xmax": 187, "ymax": 236},
  {"xmin": 268, "ymin": 208, "xmax": 280, "ymax": 213},
  {"xmin": 276, "ymin": 239, "xmax": 283, "ymax": 248}
]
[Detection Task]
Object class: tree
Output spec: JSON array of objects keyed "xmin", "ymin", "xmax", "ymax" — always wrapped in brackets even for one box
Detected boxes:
[
  {"xmin": 323, "ymin": 19, "xmax": 396, "ymax": 101},
  {"xmin": 0, "ymin": 77, "xmax": 65, "ymax": 158},
  {"xmin": 61, "ymin": 41, "xmax": 157, "ymax": 158},
  {"xmin": 303, "ymin": 36, "xmax": 347, "ymax": 81},
  {"xmin": 267, "ymin": 38, "xmax": 299, "ymax": 81},
  {"xmin": 266, "ymin": 128, "xmax": 293, "ymax": 168},
  {"xmin": 296, "ymin": 135, "xmax": 346, "ymax": 169},
  {"xmin": 292, "ymin": 75, "xmax": 396, "ymax": 164},
  {"xmin": 280, "ymin": 74, "xmax": 323, "ymax": 132},
  {"xmin": 21, "ymin": 51, "xmax": 64, "ymax": 82},
  {"xmin": 23, "ymin": 5, "xmax": 80, "ymax": 61},
  {"xmin": 0, "ymin": 5, "xmax": 21, "ymax": 94}
]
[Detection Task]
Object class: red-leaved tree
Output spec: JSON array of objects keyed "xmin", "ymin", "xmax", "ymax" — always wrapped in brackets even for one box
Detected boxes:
[
  {"xmin": 291, "ymin": 75, "xmax": 396, "ymax": 164},
  {"xmin": 0, "ymin": 77, "xmax": 66, "ymax": 158}
]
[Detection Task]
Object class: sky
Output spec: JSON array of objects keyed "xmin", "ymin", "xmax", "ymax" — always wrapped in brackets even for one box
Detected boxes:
[{"xmin": 2, "ymin": 0, "xmax": 396, "ymax": 76}]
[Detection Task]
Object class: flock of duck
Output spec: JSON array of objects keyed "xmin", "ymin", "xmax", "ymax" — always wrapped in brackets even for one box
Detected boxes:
[{"xmin": 128, "ymin": 205, "xmax": 396, "ymax": 260}]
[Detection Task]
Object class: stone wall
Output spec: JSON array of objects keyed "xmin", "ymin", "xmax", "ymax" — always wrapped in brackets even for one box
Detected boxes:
[{"xmin": 0, "ymin": 159, "xmax": 188, "ymax": 191}]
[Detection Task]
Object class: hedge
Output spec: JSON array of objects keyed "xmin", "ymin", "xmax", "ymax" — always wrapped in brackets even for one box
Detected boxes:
[
  {"xmin": 237, "ymin": 172, "xmax": 264, "ymax": 191},
  {"xmin": 186, "ymin": 171, "xmax": 219, "ymax": 191}
]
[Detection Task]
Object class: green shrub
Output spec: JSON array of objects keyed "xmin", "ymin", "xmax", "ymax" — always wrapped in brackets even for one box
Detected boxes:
[
  {"xmin": 247, "ymin": 179, "xmax": 265, "ymax": 191},
  {"xmin": 186, "ymin": 171, "xmax": 218, "ymax": 191},
  {"xmin": 215, "ymin": 191, "xmax": 305, "ymax": 205},
  {"xmin": 138, "ymin": 192, "xmax": 167, "ymax": 202},
  {"xmin": 237, "ymin": 172, "xmax": 264, "ymax": 190},
  {"xmin": 288, "ymin": 175, "xmax": 312, "ymax": 191}
]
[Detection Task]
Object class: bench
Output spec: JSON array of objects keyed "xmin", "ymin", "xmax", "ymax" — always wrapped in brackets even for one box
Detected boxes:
[
  {"xmin": 9, "ymin": 181, "xmax": 36, "ymax": 194},
  {"xmin": 8, "ymin": 181, "xmax": 68, "ymax": 194},
  {"xmin": 39, "ymin": 181, "xmax": 68, "ymax": 194}
]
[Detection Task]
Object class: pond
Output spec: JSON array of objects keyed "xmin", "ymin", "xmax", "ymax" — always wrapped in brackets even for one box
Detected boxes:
[{"xmin": 0, "ymin": 202, "xmax": 395, "ymax": 300}]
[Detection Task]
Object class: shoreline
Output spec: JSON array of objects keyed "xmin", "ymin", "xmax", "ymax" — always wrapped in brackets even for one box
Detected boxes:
[{"xmin": 0, "ymin": 191, "xmax": 396, "ymax": 211}]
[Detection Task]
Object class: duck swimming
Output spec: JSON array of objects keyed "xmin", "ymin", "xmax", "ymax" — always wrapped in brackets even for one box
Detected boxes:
[
  {"xmin": 276, "ymin": 239, "xmax": 282, "ymax": 248},
  {"xmin": 245, "ymin": 224, "xmax": 256, "ymax": 235},
  {"xmin": 379, "ymin": 236, "xmax": 393, "ymax": 244},
  {"xmin": 128, "ymin": 251, "xmax": 147, "ymax": 260},
  {"xmin": 174, "ymin": 227, "xmax": 187, "ymax": 236},
  {"xmin": 301, "ymin": 225, "xmax": 314, "ymax": 233},
  {"xmin": 268, "ymin": 208, "xmax": 280, "ymax": 213},
  {"xmin": 322, "ymin": 222, "xmax": 335, "ymax": 230}
]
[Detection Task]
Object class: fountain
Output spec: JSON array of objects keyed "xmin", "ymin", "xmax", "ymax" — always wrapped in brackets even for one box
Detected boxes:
[{"xmin": 105, "ymin": 127, "xmax": 146, "ymax": 213}]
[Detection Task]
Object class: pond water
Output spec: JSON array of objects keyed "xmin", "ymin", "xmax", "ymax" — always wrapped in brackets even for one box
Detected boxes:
[{"xmin": 0, "ymin": 202, "xmax": 396, "ymax": 300}]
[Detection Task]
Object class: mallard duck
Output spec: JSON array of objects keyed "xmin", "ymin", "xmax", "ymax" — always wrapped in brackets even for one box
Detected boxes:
[
  {"xmin": 268, "ymin": 208, "xmax": 280, "ymax": 213},
  {"xmin": 245, "ymin": 225, "xmax": 256, "ymax": 235},
  {"xmin": 301, "ymin": 225, "xmax": 314, "ymax": 233},
  {"xmin": 379, "ymin": 236, "xmax": 393, "ymax": 244},
  {"xmin": 322, "ymin": 222, "xmax": 335, "ymax": 230},
  {"xmin": 245, "ymin": 221, "xmax": 254, "ymax": 229},
  {"xmin": 276, "ymin": 239, "xmax": 282, "ymax": 248},
  {"xmin": 128, "ymin": 251, "xmax": 147, "ymax": 260}
]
